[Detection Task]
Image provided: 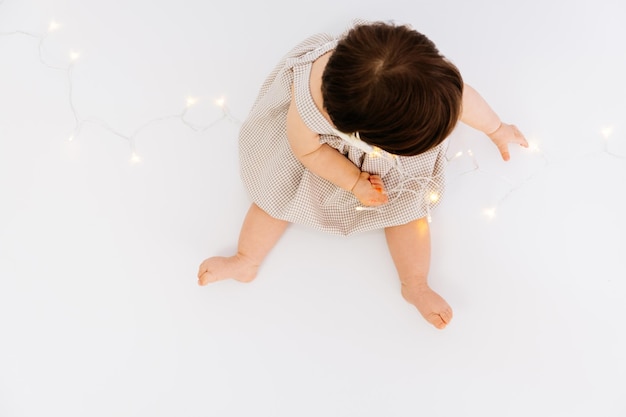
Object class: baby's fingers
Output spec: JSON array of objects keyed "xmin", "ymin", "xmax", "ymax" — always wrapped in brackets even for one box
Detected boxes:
[
  {"xmin": 498, "ymin": 143, "xmax": 511, "ymax": 161},
  {"xmin": 197, "ymin": 259, "xmax": 210, "ymax": 279},
  {"xmin": 368, "ymin": 175, "xmax": 382, "ymax": 185},
  {"xmin": 368, "ymin": 175, "xmax": 386, "ymax": 192},
  {"xmin": 495, "ymin": 124, "xmax": 529, "ymax": 161},
  {"xmin": 510, "ymin": 124, "xmax": 528, "ymax": 147},
  {"xmin": 368, "ymin": 191, "xmax": 388, "ymax": 206}
]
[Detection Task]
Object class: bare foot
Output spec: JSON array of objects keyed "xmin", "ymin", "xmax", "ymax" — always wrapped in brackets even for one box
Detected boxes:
[
  {"xmin": 197, "ymin": 255, "xmax": 258, "ymax": 285},
  {"xmin": 401, "ymin": 284, "xmax": 453, "ymax": 329}
]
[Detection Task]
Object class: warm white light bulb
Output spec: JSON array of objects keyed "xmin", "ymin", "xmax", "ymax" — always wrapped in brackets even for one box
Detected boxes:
[
  {"xmin": 130, "ymin": 152, "xmax": 142, "ymax": 164},
  {"xmin": 601, "ymin": 126, "xmax": 614, "ymax": 139},
  {"xmin": 69, "ymin": 51, "xmax": 80, "ymax": 62},
  {"xmin": 68, "ymin": 134, "xmax": 74, "ymax": 142},
  {"xmin": 48, "ymin": 21, "xmax": 61, "ymax": 32},
  {"xmin": 467, "ymin": 149, "xmax": 474, "ymax": 156},
  {"xmin": 455, "ymin": 151, "xmax": 463, "ymax": 158},
  {"xmin": 528, "ymin": 141, "xmax": 540, "ymax": 152},
  {"xmin": 428, "ymin": 192, "xmax": 440, "ymax": 203},
  {"xmin": 483, "ymin": 207, "xmax": 496, "ymax": 218},
  {"xmin": 369, "ymin": 147, "xmax": 382, "ymax": 158},
  {"xmin": 215, "ymin": 97, "xmax": 225, "ymax": 107},
  {"xmin": 186, "ymin": 96, "xmax": 198, "ymax": 108}
]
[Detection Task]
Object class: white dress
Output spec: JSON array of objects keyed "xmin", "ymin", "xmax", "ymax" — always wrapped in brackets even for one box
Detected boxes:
[{"xmin": 239, "ymin": 25, "xmax": 447, "ymax": 236}]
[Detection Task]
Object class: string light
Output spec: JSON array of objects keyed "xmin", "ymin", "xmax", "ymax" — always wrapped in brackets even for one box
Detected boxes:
[
  {"xmin": 601, "ymin": 126, "xmax": 613, "ymax": 139},
  {"xmin": 186, "ymin": 96, "xmax": 198, "ymax": 108},
  {"xmin": 599, "ymin": 126, "xmax": 626, "ymax": 159},
  {"xmin": 3, "ymin": 11, "xmax": 624, "ymax": 223},
  {"xmin": 368, "ymin": 147, "xmax": 383, "ymax": 158},
  {"xmin": 130, "ymin": 152, "xmax": 142, "ymax": 164},
  {"xmin": 48, "ymin": 21, "xmax": 61, "ymax": 33},
  {"xmin": 483, "ymin": 207, "xmax": 497, "ymax": 219},
  {"xmin": 0, "ymin": 10, "xmax": 526, "ymax": 222},
  {"xmin": 527, "ymin": 141, "xmax": 541, "ymax": 152},
  {"xmin": 446, "ymin": 151, "xmax": 463, "ymax": 162},
  {"xmin": 180, "ymin": 96, "xmax": 239, "ymax": 133},
  {"xmin": 2, "ymin": 15, "xmax": 240, "ymax": 164}
]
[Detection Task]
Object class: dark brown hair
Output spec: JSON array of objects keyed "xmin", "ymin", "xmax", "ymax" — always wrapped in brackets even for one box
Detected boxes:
[{"xmin": 322, "ymin": 22, "xmax": 463, "ymax": 156}]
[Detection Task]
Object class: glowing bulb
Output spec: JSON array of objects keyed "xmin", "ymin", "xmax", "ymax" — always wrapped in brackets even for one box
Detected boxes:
[
  {"xmin": 601, "ymin": 126, "xmax": 614, "ymax": 139},
  {"xmin": 447, "ymin": 151, "xmax": 463, "ymax": 161},
  {"xmin": 130, "ymin": 152, "xmax": 142, "ymax": 164},
  {"xmin": 48, "ymin": 21, "xmax": 61, "ymax": 32},
  {"xmin": 355, "ymin": 206, "xmax": 365, "ymax": 211},
  {"xmin": 186, "ymin": 96, "xmax": 198, "ymax": 107},
  {"xmin": 483, "ymin": 207, "xmax": 496, "ymax": 219},
  {"xmin": 69, "ymin": 51, "xmax": 80, "ymax": 62},
  {"xmin": 68, "ymin": 135, "xmax": 74, "ymax": 142},
  {"xmin": 215, "ymin": 97, "xmax": 225, "ymax": 107},
  {"xmin": 528, "ymin": 141, "xmax": 540, "ymax": 152},
  {"xmin": 369, "ymin": 147, "xmax": 382, "ymax": 158},
  {"xmin": 467, "ymin": 149, "xmax": 474, "ymax": 156},
  {"xmin": 428, "ymin": 192, "xmax": 440, "ymax": 203}
]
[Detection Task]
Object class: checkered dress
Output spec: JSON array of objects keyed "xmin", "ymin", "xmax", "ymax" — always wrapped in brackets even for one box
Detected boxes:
[{"xmin": 239, "ymin": 26, "xmax": 447, "ymax": 236}]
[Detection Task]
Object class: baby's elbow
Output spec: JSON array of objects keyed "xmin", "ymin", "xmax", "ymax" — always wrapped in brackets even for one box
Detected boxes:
[{"xmin": 295, "ymin": 145, "xmax": 324, "ymax": 169}]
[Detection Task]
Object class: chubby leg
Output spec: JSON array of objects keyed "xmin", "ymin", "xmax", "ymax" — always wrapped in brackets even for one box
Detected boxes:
[
  {"xmin": 198, "ymin": 203, "xmax": 289, "ymax": 285},
  {"xmin": 385, "ymin": 218, "xmax": 453, "ymax": 329}
]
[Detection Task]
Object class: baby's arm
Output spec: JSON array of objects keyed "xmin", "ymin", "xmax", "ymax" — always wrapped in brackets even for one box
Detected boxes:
[
  {"xmin": 460, "ymin": 83, "xmax": 528, "ymax": 161},
  {"xmin": 286, "ymin": 91, "xmax": 387, "ymax": 206}
]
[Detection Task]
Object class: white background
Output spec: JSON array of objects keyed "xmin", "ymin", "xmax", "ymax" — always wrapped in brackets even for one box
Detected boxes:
[{"xmin": 1, "ymin": 0, "xmax": 625, "ymax": 416}]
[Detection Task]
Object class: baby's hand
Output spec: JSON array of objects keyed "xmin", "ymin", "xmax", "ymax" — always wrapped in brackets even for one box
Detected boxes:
[
  {"xmin": 351, "ymin": 172, "xmax": 388, "ymax": 207},
  {"xmin": 488, "ymin": 122, "xmax": 528, "ymax": 161}
]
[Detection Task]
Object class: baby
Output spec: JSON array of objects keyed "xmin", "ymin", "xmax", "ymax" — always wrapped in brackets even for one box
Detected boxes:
[{"xmin": 197, "ymin": 21, "xmax": 527, "ymax": 329}]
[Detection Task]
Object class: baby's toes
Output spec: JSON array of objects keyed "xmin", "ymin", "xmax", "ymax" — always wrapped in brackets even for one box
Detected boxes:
[
  {"xmin": 440, "ymin": 308, "xmax": 453, "ymax": 325},
  {"xmin": 197, "ymin": 259, "xmax": 211, "ymax": 279},
  {"xmin": 198, "ymin": 271, "xmax": 215, "ymax": 286},
  {"xmin": 428, "ymin": 314, "xmax": 447, "ymax": 329},
  {"xmin": 427, "ymin": 307, "xmax": 453, "ymax": 329}
]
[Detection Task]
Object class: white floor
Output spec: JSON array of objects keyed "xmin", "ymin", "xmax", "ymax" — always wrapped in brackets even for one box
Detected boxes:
[{"xmin": 1, "ymin": 1, "xmax": 625, "ymax": 416}]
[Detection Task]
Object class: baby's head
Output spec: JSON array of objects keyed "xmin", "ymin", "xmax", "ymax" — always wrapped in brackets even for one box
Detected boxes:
[{"xmin": 322, "ymin": 22, "xmax": 463, "ymax": 156}]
